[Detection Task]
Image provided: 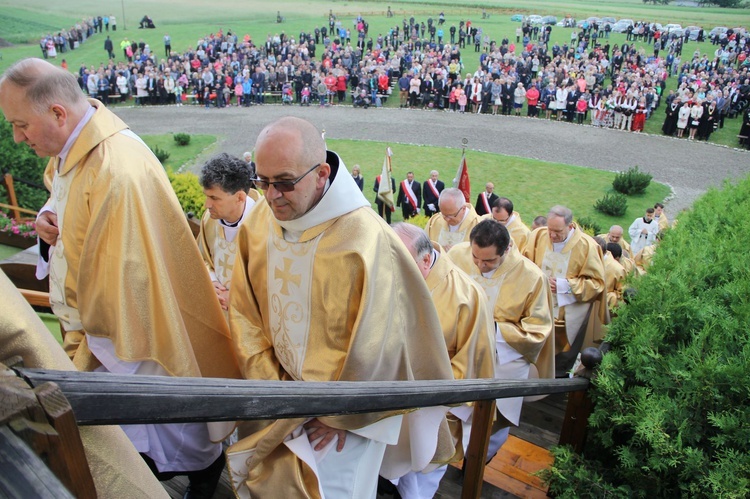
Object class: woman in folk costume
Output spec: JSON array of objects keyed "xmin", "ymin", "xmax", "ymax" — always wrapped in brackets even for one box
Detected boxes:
[
  {"xmin": 589, "ymin": 88, "xmax": 603, "ymax": 127},
  {"xmin": 632, "ymin": 97, "xmax": 647, "ymax": 132}
]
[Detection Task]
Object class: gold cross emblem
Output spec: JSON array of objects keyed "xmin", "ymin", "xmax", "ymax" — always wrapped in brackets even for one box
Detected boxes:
[
  {"xmin": 218, "ymin": 253, "xmax": 233, "ymax": 282},
  {"xmin": 274, "ymin": 257, "xmax": 301, "ymax": 295}
]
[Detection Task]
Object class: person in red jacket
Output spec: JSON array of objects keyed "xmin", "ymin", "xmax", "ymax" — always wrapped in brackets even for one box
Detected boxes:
[
  {"xmin": 526, "ymin": 84, "xmax": 540, "ymax": 117},
  {"xmin": 336, "ymin": 72, "xmax": 347, "ymax": 104}
]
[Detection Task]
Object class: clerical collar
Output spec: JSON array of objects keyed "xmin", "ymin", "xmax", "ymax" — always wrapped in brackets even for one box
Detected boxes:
[
  {"xmin": 429, "ymin": 247, "xmax": 439, "ymax": 270},
  {"xmin": 553, "ymin": 227, "xmax": 575, "ymax": 252},
  {"xmin": 275, "ymin": 150, "xmax": 369, "ymax": 234},
  {"xmin": 58, "ymin": 104, "xmax": 96, "ymax": 171}
]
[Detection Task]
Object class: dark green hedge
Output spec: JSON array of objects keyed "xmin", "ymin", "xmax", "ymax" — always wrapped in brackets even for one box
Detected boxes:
[
  {"xmin": 0, "ymin": 119, "xmax": 48, "ymax": 211},
  {"xmin": 544, "ymin": 176, "xmax": 750, "ymax": 498}
]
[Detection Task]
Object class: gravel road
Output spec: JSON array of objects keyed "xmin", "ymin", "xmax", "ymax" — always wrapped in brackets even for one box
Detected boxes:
[{"xmin": 114, "ymin": 104, "xmax": 749, "ymax": 216}]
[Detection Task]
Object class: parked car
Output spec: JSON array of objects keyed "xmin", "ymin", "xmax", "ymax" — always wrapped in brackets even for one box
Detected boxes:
[
  {"xmin": 684, "ymin": 26, "xmax": 701, "ymax": 41},
  {"xmin": 542, "ymin": 16, "xmax": 558, "ymax": 26},
  {"xmin": 611, "ymin": 20, "xmax": 632, "ymax": 33},
  {"xmin": 601, "ymin": 17, "xmax": 616, "ymax": 25},
  {"xmin": 511, "ymin": 14, "xmax": 524, "ymax": 22},
  {"xmin": 526, "ymin": 15, "xmax": 544, "ymax": 25},
  {"xmin": 710, "ymin": 26, "xmax": 729, "ymax": 41}
]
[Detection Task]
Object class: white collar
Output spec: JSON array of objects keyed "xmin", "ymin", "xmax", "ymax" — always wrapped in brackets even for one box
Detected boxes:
[
  {"xmin": 275, "ymin": 151, "xmax": 370, "ymax": 233},
  {"xmin": 58, "ymin": 105, "xmax": 96, "ymax": 171}
]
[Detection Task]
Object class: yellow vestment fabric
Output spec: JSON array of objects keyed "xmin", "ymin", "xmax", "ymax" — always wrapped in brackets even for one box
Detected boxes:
[
  {"xmin": 0, "ymin": 270, "xmax": 168, "ymax": 499},
  {"xmin": 603, "ymin": 254, "xmax": 626, "ymax": 309},
  {"xmin": 481, "ymin": 212, "xmax": 531, "ymax": 253},
  {"xmin": 47, "ymin": 100, "xmax": 239, "ymax": 380},
  {"xmin": 424, "ymin": 203, "xmax": 481, "ymax": 250},
  {"xmin": 198, "ymin": 189, "xmax": 262, "ymax": 288},
  {"xmin": 523, "ymin": 225, "xmax": 608, "ymax": 349},
  {"xmin": 657, "ymin": 213, "xmax": 670, "ymax": 232},
  {"xmin": 426, "ymin": 245, "xmax": 495, "ymax": 382},
  {"xmin": 597, "ymin": 232, "xmax": 632, "ymax": 259},
  {"xmin": 635, "ymin": 245, "xmax": 657, "ymax": 274},
  {"xmin": 448, "ymin": 243, "xmax": 554, "ymax": 379},
  {"xmin": 227, "ymin": 157, "xmax": 454, "ymax": 498}
]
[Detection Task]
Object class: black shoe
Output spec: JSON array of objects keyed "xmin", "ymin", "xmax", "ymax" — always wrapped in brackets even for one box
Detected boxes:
[
  {"xmin": 184, "ymin": 453, "xmax": 226, "ymax": 499},
  {"xmin": 377, "ymin": 476, "xmax": 402, "ymax": 497}
]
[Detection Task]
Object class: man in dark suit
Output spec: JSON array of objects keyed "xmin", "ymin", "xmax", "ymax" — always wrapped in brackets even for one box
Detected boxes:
[
  {"xmin": 475, "ymin": 182, "xmax": 498, "ymax": 216},
  {"xmin": 422, "ymin": 170, "xmax": 445, "ymax": 217},
  {"xmin": 501, "ymin": 78, "xmax": 514, "ymax": 115},
  {"xmin": 373, "ymin": 174, "xmax": 396, "ymax": 223},
  {"xmin": 397, "ymin": 171, "xmax": 422, "ymax": 219}
]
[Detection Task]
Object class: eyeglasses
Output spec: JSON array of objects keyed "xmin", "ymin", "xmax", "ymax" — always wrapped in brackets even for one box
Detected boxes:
[
  {"xmin": 250, "ymin": 163, "xmax": 320, "ymax": 193},
  {"xmin": 442, "ymin": 205, "xmax": 465, "ymax": 221}
]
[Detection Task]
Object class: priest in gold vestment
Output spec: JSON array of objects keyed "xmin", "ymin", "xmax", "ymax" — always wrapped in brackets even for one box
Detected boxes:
[
  {"xmin": 0, "ymin": 59, "xmax": 240, "ymax": 497},
  {"xmin": 523, "ymin": 206, "xmax": 608, "ymax": 377},
  {"xmin": 197, "ymin": 152, "xmax": 261, "ymax": 312},
  {"xmin": 0, "ymin": 269, "xmax": 168, "ymax": 499},
  {"xmin": 602, "ymin": 242, "xmax": 627, "ymax": 310},
  {"xmin": 448, "ymin": 220, "xmax": 554, "ymax": 460},
  {"xmin": 424, "ymin": 187, "xmax": 481, "ymax": 251},
  {"xmin": 391, "ymin": 223, "xmax": 496, "ymax": 499},
  {"xmin": 482, "ymin": 196, "xmax": 531, "ymax": 253},
  {"xmin": 227, "ymin": 117, "xmax": 454, "ymax": 499},
  {"xmin": 597, "ymin": 225, "xmax": 632, "ymax": 259}
]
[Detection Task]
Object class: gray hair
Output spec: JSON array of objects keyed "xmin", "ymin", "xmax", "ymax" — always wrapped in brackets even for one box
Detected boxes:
[
  {"xmin": 548, "ymin": 205, "xmax": 573, "ymax": 225},
  {"xmin": 439, "ymin": 187, "xmax": 465, "ymax": 206},
  {"xmin": 392, "ymin": 222, "xmax": 432, "ymax": 260},
  {"xmin": 1, "ymin": 58, "xmax": 86, "ymax": 115}
]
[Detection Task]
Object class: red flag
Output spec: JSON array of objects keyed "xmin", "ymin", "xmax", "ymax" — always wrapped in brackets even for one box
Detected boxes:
[{"xmin": 453, "ymin": 152, "xmax": 471, "ymax": 203}]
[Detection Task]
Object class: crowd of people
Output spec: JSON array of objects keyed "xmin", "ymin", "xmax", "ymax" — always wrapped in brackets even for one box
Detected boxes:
[
  {"xmin": 68, "ymin": 11, "xmax": 748, "ymax": 140},
  {"xmin": 39, "ymin": 14, "xmax": 117, "ymax": 61},
  {"xmin": 2, "ymin": 50, "xmax": 676, "ymax": 498}
]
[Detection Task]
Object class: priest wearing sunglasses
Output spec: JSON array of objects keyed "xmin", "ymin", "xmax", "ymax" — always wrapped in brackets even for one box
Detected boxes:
[{"xmin": 226, "ymin": 117, "xmax": 455, "ymax": 499}]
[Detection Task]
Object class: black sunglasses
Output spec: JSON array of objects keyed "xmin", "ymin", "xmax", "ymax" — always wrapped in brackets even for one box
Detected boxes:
[{"xmin": 250, "ymin": 163, "xmax": 321, "ymax": 193}]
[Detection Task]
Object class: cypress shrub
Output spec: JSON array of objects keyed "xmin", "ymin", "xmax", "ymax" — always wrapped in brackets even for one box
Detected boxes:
[
  {"xmin": 173, "ymin": 133, "xmax": 191, "ymax": 146},
  {"xmin": 151, "ymin": 145, "xmax": 171, "ymax": 163},
  {"xmin": 613, "ymin": 166, "xmax": 652, "ymax": 195},
  {"xmin": 575, "ymin": 216, "xmax": 602, "ymax": 237},
  {"xmin": 594, "ymin": 193, "xmax": 628, "ymax": 217},
  {"xmin": 542, "ymin": 177, "xmax": 750, "ymax": 498}
]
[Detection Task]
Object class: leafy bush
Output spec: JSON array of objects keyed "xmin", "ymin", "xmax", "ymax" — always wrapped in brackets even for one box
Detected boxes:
[
  {"xmin": 575, "ymin": 216, "xmax": 601, "ymax": 237},
  {"xmin": 173, "ymin": 133, "xmax": 191, "ymax": 146},
  {"xmin": 151, "ymin": 145, "xmax": 171, "ymax": 163},
  {"xmin": 594, "ymin": 193, "xmax": 628, "ymax": 217},
  {"xmin": 612, "ymin": 166, "xmax": 652, "ymax": 195},
  {"xmin": 545, "ymin": 176, "xmax": 750, "ymax": 498},
  {"xmin": 0, "ymin": 119, "xmax": 48, "ymax": 211},
  {"xmin": 404, "ymin": 213, "xmax": 430, "ymax": 228},
  {"xmin": 167, "ymin": 171, "xmax": 205, "ymax": 218}
]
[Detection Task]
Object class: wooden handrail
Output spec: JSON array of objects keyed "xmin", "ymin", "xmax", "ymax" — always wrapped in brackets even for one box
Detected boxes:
[
  {"xmin": 17, "ymin": 369, "xmax": 589, "ymax": 425},
  {"xmin": 0, "ymin": 202, "xmax": 38, "ymax": 217}
]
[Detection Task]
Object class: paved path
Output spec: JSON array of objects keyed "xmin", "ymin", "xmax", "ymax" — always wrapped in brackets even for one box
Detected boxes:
[{"xmin": 115, "ymin": 105, "xmax": 749, "ymax": 215}]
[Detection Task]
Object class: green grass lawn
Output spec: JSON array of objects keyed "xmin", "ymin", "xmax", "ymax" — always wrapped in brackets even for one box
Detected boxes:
[
  {"xmin": 1, "ymin": 0, "xmax": 746, "ymax": 145},
  {"xmin": 141, "ymin": 133, "xmax": 217, "ymax": 172},
  {"xmin": 328, "ymin": 138, "xmax": 671, "ymax": 231}
]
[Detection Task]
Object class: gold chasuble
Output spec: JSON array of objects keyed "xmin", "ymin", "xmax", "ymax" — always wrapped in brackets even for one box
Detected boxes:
[
  {"xmin": 198, "ymin": 189, "xmax": 262, "ymax": 288},
  {"xmin": 45, "ymin": 100, "xmax": 239, "ymax": 380},
  {"xmin": 603, "ymin": 254, "xmax": 626, "ymax": 310},
  {"xmin": 597, "ymin": 232, "xmax": 632, "ymax": 259},
  {"xmin": 480, "ymin": 212, "xmax": 531, "ymax": 253},
  {"xmin": 227, "ymin": 153, "xmax": 454, "ymax": 498},
  {"xmin": 448, "ymin": 243, "xmax": 554, "ymax": 380},
  {"xmin": 0, "ymin": 270, "xmax": 168, "ymax": 499},
  {"xmin": 523, "ymin": 225, "xmax": 608, "ymax": 353},
  {"xmin": 426, "ymin": 244, "xmax": 495, "ymax": 382},
  {"xmin": 425, "ymin": 203, "xmax": 481, "ymax": 250}
]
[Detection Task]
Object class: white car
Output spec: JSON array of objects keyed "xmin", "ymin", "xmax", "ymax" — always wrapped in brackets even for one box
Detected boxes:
[
  {"xmin": 665, "ymin": 23, "xmax": 683, "ymax": 33},
  {"xmin": 527, "ymin": 15, "xmax": 544, "ymax": 25}
]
